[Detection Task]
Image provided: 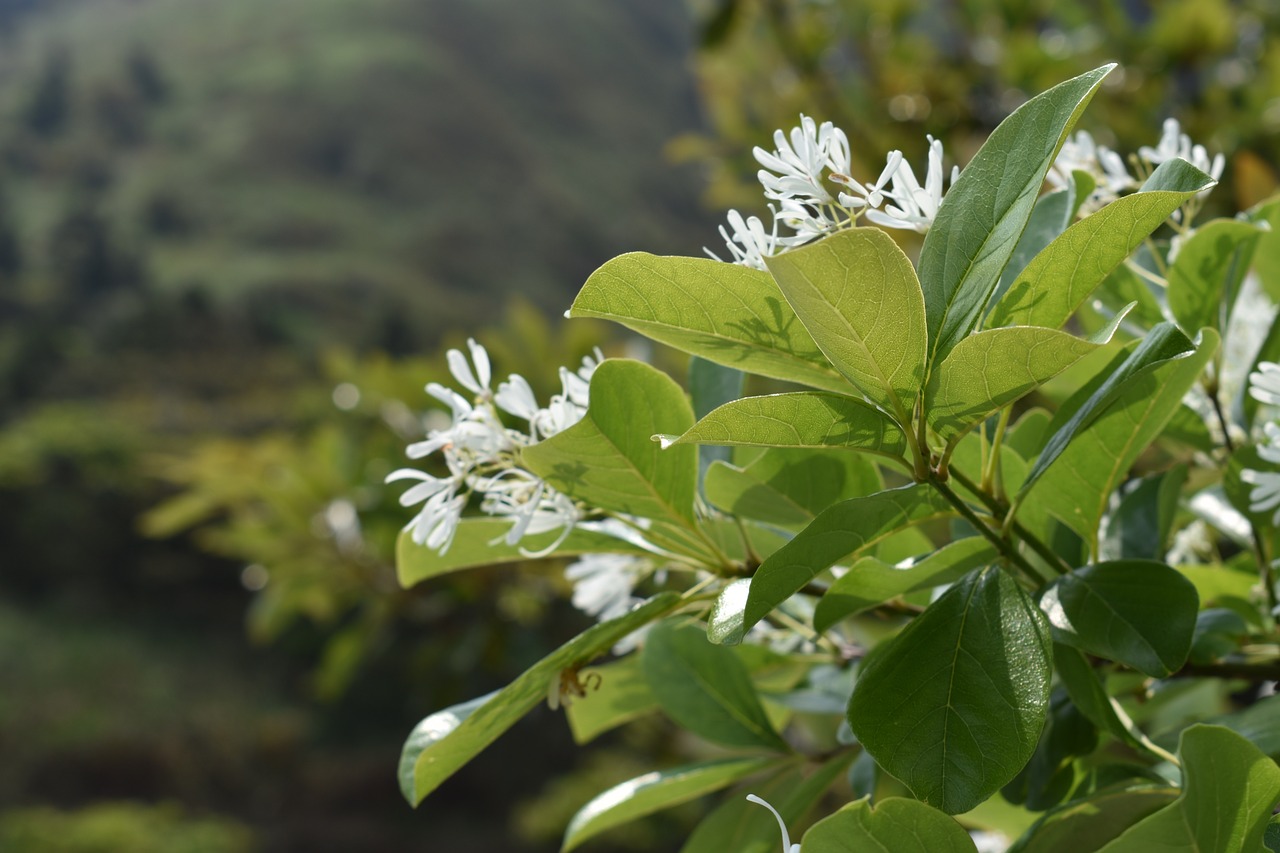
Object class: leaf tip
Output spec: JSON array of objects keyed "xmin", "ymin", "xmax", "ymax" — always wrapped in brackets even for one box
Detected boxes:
[{"xmin": 653, "ymin": 433, "xmax": 680, "ymax": 449}]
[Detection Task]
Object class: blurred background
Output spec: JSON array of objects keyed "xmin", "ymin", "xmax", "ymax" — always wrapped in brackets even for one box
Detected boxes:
[{"xmin": 0, "ymin": 0, "xmax": 1276, "ymax": 850}]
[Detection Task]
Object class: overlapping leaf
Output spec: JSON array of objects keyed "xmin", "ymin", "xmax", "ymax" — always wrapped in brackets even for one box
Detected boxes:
[
  {"xmin": 802, "ymin": 797, "xmax": 979, "ymax": 852},
  {"xmin": 570, "ymin": 253, "xmax": 846, "ymax": 392},
  {"xmin": 1168, "ymin": 218, "xmax": 1268, "ymax": 334}
]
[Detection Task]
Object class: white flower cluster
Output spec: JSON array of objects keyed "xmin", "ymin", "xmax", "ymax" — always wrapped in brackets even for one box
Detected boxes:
[
  {"xmin": 1049, "ymin": 117, "xmax": 1223, "ymax": 215},
  {"xmin": 1241, "ymin": 363, "xmax": 1280, "ymax": 525},
  {"xmin": 387, "ymin": 339, "xmax": 601, "ymax": 555},
  {"xmin": 708, "ymin": 115, "xmax": 956, "ymax": 270}
]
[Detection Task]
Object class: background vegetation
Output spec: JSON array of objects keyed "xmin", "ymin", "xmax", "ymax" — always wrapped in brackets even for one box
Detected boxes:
[{"xmin": 1, "ymin": 0, "xmax": 1276, "ymax": 850}]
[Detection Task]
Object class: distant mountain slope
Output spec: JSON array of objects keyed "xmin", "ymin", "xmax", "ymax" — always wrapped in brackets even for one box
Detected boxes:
[{"xmin": 0, "ymin": 0, "xmax": 713, "ymax": 353}]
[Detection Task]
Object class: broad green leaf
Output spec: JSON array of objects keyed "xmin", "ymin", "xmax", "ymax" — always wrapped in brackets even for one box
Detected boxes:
[
  {"xmin": 986, "ymin": 186, "xmax": 1074, "ymax": 313},
  {"xmin": 642, "ymin": 622, "xmax": 788, "ymax": 750},
  {"xmin": 801, "ymin": 797, "xmax": 979, "ymax": 853},
  {"xmin": 1040, "ymin": 560, "xmax": 1198, "ymax": 677},
  {"xmin": 562, "ymin": 756, "xmax": 778, "ymax": 852},
  {"xmin": 399, "ymin": 592, "xmax": 680, "ymax": 805},
  {"xmin": 1053, "ymin": 644, "xmax": 1150, "ymax": 754},
  {"xmin": 681, "ymin": 754, "xmax": 853, "ymax": 853},
  {"xmin": 764, "ymin": 227, "xmax": 927, "ymax": 418},
  {"xmin": 1168, "ymin": 218, "xmax": 1267, "ymax": 335},
  {"xmin": 1200, "ymin": 695, "xmax": 1280, "ymax": 761},
  {"xmin": 1099, "ymin": 467, "xmax": 1187, "ymax": 561},
  {"xmin": 989, "ymin": 159, "xmax": 1216, "ymax": 330},
  {"xmin": 522, "ymin": 359, "xmax": 707, "ymax": 558},
  {"xmin": 813, "ymin": 537, "xmax": 998, "ymax": 632},
  {"xmin": 1093, "ymin": 262, "xmax": 1166, "ymax": 329},
  {"xmin": 920, "ymin": 64, "xmax": 1112, "ymax": 365},
  {"xmin": 743, "ymin": 485, "xmax": 954, "ymax": 631},
  {"xmin": 705, "ymin": 447, "xmax": 881, "ymax": 528},
  {"xmin": 571, "ymin": 253, "xmax": 846, "ymax": 392},
  {"xmin": 1096, "ymin": 725, "xmax": 1280, "ymax": 853},
  {"xmin": 565, "ymin": 655, "xmax": 657, "ymax": 744},
  {"xmin": 1006, "ymin": 407, "xmax": 1053, "ymax": 460},
  {"xmin": 1002, "ymin": 688, "xmax": 1098, "ymax": 811},
  {"xmin": 847, "ymin": 567, "xmax": 1053, "ymax": 814},
  {"xmin": 1008, "ymin": 786, "xmax": 1178, "ymax": 853},
  {"xmin": 664, "ymin": 391, "xmax": 908, "ymax": 462},
  {"xmin": 690, "ymin": 356, "xmax": 744, "ymax": 483},
  {"xmin": 1025, "ymin": 328, "xmax": 1218, "ymax": 551},
  {"xmin": 926, "ymin": 325, "xmax": 1114, "ymax": 442},
  {"xmin": 395, "ymin": 522, "xmax": 647, "ymax": 587}
]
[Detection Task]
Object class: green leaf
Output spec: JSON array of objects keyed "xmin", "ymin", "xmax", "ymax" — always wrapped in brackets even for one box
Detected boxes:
[
  {"xmin": 1006, "ymin": 407, "xmax": 1053, "ymax": 461},
  {"xmin": 1250, "ymin": 195, "xmax": 1280, "ymax": 303},
  {"xmin": 681, "ymin": 754, "xmax": 852, "ymax": 853},
  {"xmin": 1023, "ymin": 328, "xmax": 1218, "ymax": 551},
  {"xmin": 920, "ymin": 64, "xmax": 1113, "ymax": 365},
  {"xmin": 642, "ymin": 622, "xmax": 788, "ymax": 750},
  {"xmin": 1200, "ymin": 696, "xmax": 1280, "ymax": 761},
  {"xmin": 704, "ymin": 447, "xmax": 882, "ymax": 529},
  {"xmin": 562, "ymin": 756, "xmax": 778, "ymax": 852},
  {"xmin": 664, "ymin": 392, "xmax": 908, "ymax": 462},
  {"xmin": 399, "ymin": 592, "xmax": 681, "ymax": 805},
  {"xmin": 1053, "ymin": 644, "xmax": 1150, "ymax": 753},
  {"xmin": 571, "ymin": 253, "xmax": 846, "ymax": 392},
  {"xmin": 1093, "ymin": 262, "xmax": 1167, "ymax": 330},
  {"xmin": 926, "ymin": 325, "xmax": 1114, "ymax": 442},
  {"xmin": 1168, "ymin": 218, "xmax": 1268, "ymax": 335},
  {"xmin": 522, "ymin": 359, "xmax": 707, "ymax": 557},
  {"xmin": 395, "ymin": 522, "xmax": 647, "ymax": 588},
  {"xmin": 1096, "ymin": 725, "xmax": 1280, "ymax": 853},
  {"xmin": 813, "ymin": 537, "xmax": 998, "ymax": 632},
  {"xmin": 1008, "ymin": 786, "xmax": 1179, "ymax": 853},
  {"xmin": 690, "ymin": 356, "xmax": 745, "ymax": 483},
  {"xmin": 564, "ymin": 655, "xmax": 658, "ymax": 744},
  {"xmin": 987, "ymin": 186, "xmax": 1074, "ymax": 313},
  {"xmin": 707, "ymin": 578, "xmax": 751, "ymax": 645},
  {"xmin": 1099, "ymin": 467, "xmax": 1187, "ymax": 561},
  {"xmin": 1040, "ymin": 560, "xmax": 1198, "ymax": 677},
  {"xmin": 989, "ymin": 159, "xmax": 1216, "ymax": 330},
  {"xmin": 744, "ymin": 485, "xmax": 954, "ymax": 631},
  {"xmin": 801, "ymin": 797, "xmax": 980, "ymax": 853},
  {"xmin": 847, "ymin": 567, "xmax": 1053, "ymax": 814},
  {"xmin": 764, "ymin": 227, "xmax": 927, "ymax": 417}
]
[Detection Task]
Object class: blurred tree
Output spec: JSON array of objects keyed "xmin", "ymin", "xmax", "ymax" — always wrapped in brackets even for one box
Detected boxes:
[
  {"xmin": 22, "ymin": 47, "xmax": 72, "ymax": 137},
  {"xmin": 126, "ymin": 45, "xmax": 169, "ymax": 105}
]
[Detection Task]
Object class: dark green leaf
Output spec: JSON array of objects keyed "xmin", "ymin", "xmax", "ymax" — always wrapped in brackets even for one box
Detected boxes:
[
  {"xmin": 1096, "ymin": 725, "xmax": 1280, "ymax": 852},
  {"xmin": 690, "ymin": 356, "xmax": 745, "ymax": 484},
  {"xmin": 562, "ymin": 756, "xmax": 778, "ymax": 852},
  {"xmin": 765, "ymin": 227, "xmax": 927, "ymax": 418},
  {"xmin": 399, "ymin": 593, "xmax": 681, "ymax": 805},
  {"xmin": 989, "ymin": 159, "xmax": 1215, "ymax": 330},
  {"xmin": 565, "ymin": 655, "xmax": 657, "ymax": 744},
  {"xmin": 920, "ymin": 64, "xmax": 1113, "ymax": 365},
  {"xmin": 1040, "ymin": 560, "xmax": 1198, "ymax": 677},
  {"xmin": 744, "ymin": 485, "xmax": 954, "ymax": 631},
  {"xmin": 1053, "ymin": 644, "xmax": 1149, "ymax": 753},
  {"xmin": 814, "ymin": 537, "xmax": 998, "ymax": 632},
  {"xmin": 847, "ymin": 567, "xmax": 1053, "ymax": 814},
  {"xmin": 986, "ymin": 186, "xmax": 1074, "ymax": 315},
  {"xmin": 1008, "ymin": 786, "xmax": 1178, "ymax": 853},
  {"xmin": 570, "ymin": 253, "xmax": 846, "ymax": 392},
  {"xmin": 1100, "ymin": 467, "xmax": 1187, "ymax": 561},
  {"xmin": 642, "ymin": 622, "xmax": 788, "ymax": 750},
  {"xmin": 801, "ymin": 797, "xmax": 979, "ymax": 852},
  {"xmin": 1167, "ymin": 218, "xmax": 1267, "ymax": 335}
]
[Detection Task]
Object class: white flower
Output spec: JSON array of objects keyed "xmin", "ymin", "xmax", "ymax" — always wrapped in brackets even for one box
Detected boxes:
[
  {"xmin": 745, "ymin": 795, "xmax": 800, "ymax": 853},
  {"xmin": 1249, "ymin": 362, "xmax": 1280, "ymax": 407},
  {"xmin": 1049, "ymin": 129, "xmax": 1135, "ymax": 213},
  {"xmin": 477, "ymin": 469, "xmax": 580, "ymax": 554},
  {"xmin": 706, "ymin": 208, "xmax": 781, "ymax": 270},
  {"xmin": 445, "ymin": 337, "xmax": 492, "ymax": 398},
  {"xmin": 830, "ymin": 149, "xmax": 903, "ymax": 210},
  {"xmin": 754, "ymin": 114, "xmax": 847, "ymax": 205},
  {"xmin": 1166, "ymin": 519, "xmax": 1214, "ymax": 566},
  {"xmin": 866, "ymin": 135, "xmax": 955, "ymax": 233},
  {"xmin": 1243, "ymin": 423, "xmax": 1280, "ymax": 525},
  {"xmin": 564, "ymin": 552, "xmax": 652, "ymax": 621},
  {"xmin": 387, "ymin": 468, "xmax": 467, "ymax": 552},
  {"xmin": 1140, "ymin": 118, "xmax": 1225, "ymax": 188}
]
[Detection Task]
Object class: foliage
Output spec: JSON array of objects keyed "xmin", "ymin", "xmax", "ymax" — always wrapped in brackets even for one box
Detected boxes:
[
  {"xmin": 0, "ymin": 802, "xmax": 255, "ymax": 853},
  {"xmin": 391, "ymin": 65, "xmax": 1280, "ymax": 850}
]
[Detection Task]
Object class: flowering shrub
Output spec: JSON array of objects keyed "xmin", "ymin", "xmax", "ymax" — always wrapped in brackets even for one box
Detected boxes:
[{"xmin": 391, "ymin": 65, "xmax": 1280, "ymax": 850}]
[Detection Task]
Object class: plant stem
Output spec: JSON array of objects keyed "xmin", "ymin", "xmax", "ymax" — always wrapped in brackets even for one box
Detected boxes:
[
  {"xmin": 927, "ymin": 474, "xmax": 1052, "ymax": 586},
  {"xmin": 949, "ymin": 467, "xmax": 1074, "ymax": 576}
]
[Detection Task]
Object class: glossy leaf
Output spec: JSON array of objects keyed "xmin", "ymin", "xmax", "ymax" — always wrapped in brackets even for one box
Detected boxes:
[
  {"xmin": 847, "ymin": 567, "xmax": 1053, "ymax": 814},
  {"xmin": 706, "ymin": 578, "xmax": 750, "ymax": 645},
  {"xmin": 565, "ymin": 655, "xmax": 658, "ymax": 744},
  {"xmin": 571, "ymin": 253, "xmax": 846, "ymax": 392},
  {"xmin": 641, "ymin": 622, "xmax": 788, "ymax": 750},
  {"xmin": 562, "ymin": 756, "xmax": 778, "ymax": 852},
  {"xmin": 813, "ymin": 537, "xmax": 998, "ymax": 632},
  {"xmin": 1167, "ymin": 218, "xmax": 1268, "ymax": 335},
  {"xmin": 1096, "ymin": 725, "xmax": 1280, "ymax": 853},
  {"xmin": 1024, "ymin": 328, "xmax": 1218, "ymax": 551},
  {"xmin": 1008, "ymin": 786, "xmax": 1178, "ymax": 853},
  {"xmin": 522, "ymin": 359, "xmax": 706, "ymax": 557},
  {"xmin": 989, "ymin": 158, "xmax": 1215, "ymax": 330},
  {"xmin": 764, "ymin": 227, "xmax": 927, "ymax": 417},
  {"xmin": 920, "ymin": 64, "xmax": 1112, "ymax": 365},
  {"xmin": 926, "ymin": 325, "xmax": 1113, "ymax": 442},
  {"xmin": 743, "ymin": 485, "xmax": 954, "ymax": 631},
  {"xmin": 664, "ymin": 391, "xmax": 908, "ymax": 462},
  {"xmin": 801, "ymin": 797, "xmax": 979, "ymax": 853},
  {"xmin": 1040, "ymin": 560, "xmax": 1198, "ymax": 677},
  {"xmin": 398, "ymin": 593, "xmax": 680, "ymax": 805},
  {"xmin": 396, "ymin": 522, "xmax": 646, "ymax": 588}
]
